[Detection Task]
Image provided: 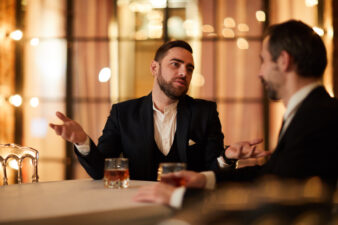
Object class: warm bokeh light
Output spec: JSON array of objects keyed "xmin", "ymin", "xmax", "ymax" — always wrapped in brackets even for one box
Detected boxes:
[
  {"xmin": 236, "ymin": 38, "xmax": 249, "ymax": 49},
  {"xmin": 305, "ymin": 0, "xmax": 318, "ymax": 7},
  {"xmin": 207, "ymin": 33, "xmax": 217, "ymax": 38},
  {"xmin": 202, "ymin": 24, "xmax": 214, "ymax": 33},
  {"xmin": 224, "ymin": 17, "xmax": 236, "ymax": 28},
  {"xmin": 150, "ymin": 0, "xmax": 166, "ymax": 8},
  {"xmin": 9, "ymin": 94, "xmax": 22, "ymax": 107},
  {"xmin": 129, "ymin": 2, "xmax": 152, "ymax": 13},
  {"xmin": 9, "ymin": 30, "xmax": 23, "ymax": 40},
  {"xmin": 30, "ymin": 38, "xmax": 39, "ymax": 46},
  {"xmin": 147, "ymin": 10, "xmax": 162, "ymax": 21},
  {"xmin": 191, "ymin": 73, "xmax": 205, "ymax": 87},
  {"xmin": 135, "ymin": 30, "xmax": 148, "ymax": 40},
  {"xmin": 148, "ymin": 22, "xmax": 163, "ymax": 38},
  {"xmin": 183, "ymin": 19, "xmax": 199, "ymax": 37},
  {"xmin": 313, "ymin": 27, "xmax": 324, "ymax": 36},
  {"xmin": 168, "ymin": 16, "xmax": 185, "ymax": 38},
  {"xmin": 256, "ymin": 11, "xmax": 266, "ymax": 22},
  {"xmin": 98, "ymin": 67, "xmax": 112, "ymax": 82},
  {"xmin": 238, "ymin": 23, "xmax": 249, "ymax": 32},
  {"xmin": 30, "ymin": 97, "xmax": 40, "ymax": 108},
  {"xmin": 222, "ymin": 28, "xmax": 235, "ymax": 38},
  {"xmin": 0, "ymin": 95, "xmax": 5, "ymax": 106},
  {"xmin": 327, "ymin": 27, "xmax": 334, "ymax": 39}
]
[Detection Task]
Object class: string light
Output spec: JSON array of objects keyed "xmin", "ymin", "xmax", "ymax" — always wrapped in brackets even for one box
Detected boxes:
[
  {"xmin": 9, "ymin": 30, "xmax": 23, "ymax": 40},
  {"xmin": 202, "ymin": 24, "xmax": 214, "ymax": 33},
  {"xmin": 305, "ymin": 0, "xmax": 318, "ymax": 7},
  {"xmin": 9, "ymin": 94, "xmax": 22, "ymax": 107},
  {"xmin": 30, "ymin": 97, "xmax": 40, "ymax": 108},
  {"xmin": 237, "ymin": 38, "xmax": 249, "ymax": 50},
  {"xmin": 222, "ymin": 28, "xmax": 235, "ymax": 38},
  {"xmin": 98, "ymin": 67, "xmax": 112, "ymax": 82},
  {"xmin": 224, "ymin": 17, "xmax": 236, "ymax": 28},
  {"xmin": 256, "ymin": 11, "xmax": 266, "ymax": 22},
  {"xmin": 238, "ymin": 23, "xmax": 249, "ymax": 32},
  {"xmin": 30, "ymin": 38, "xmax": 39, "ymax": 46}
]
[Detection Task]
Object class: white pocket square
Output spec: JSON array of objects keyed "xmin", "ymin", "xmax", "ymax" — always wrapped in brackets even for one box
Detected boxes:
[{"xmin": 188, "ymin": 139, "xmax": 196, "ymax": 146}]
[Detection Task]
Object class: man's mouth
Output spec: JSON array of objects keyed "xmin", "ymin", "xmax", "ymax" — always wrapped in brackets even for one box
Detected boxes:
[{"xmin": 173, "ymin": 79, "xmax": 187, "ymax": 87}]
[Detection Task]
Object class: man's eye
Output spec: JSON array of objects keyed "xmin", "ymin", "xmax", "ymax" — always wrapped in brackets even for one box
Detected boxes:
[{"xmin": 171, "ymin": 62, "xmax": 179, "ymax": 67}]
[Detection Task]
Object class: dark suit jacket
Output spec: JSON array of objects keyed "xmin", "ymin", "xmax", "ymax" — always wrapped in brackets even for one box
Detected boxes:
[
  {"xmin": 215, "ymin": 86, "xmax": 338, "ymax": 186},
  {"xmin": 75, "ymin": 93, "xmax": 224, "ymax": 181}
]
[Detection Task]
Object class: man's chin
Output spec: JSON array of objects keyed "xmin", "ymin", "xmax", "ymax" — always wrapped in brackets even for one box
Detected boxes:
[{"xmin": 166, "ymin": 90, "xmax": 187, "ymax": 100}]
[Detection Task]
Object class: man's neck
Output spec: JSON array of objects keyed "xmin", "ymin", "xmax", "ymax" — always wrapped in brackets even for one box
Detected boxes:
[
  {"xmin": 152, "ymin": 87, "xmax": 178, "ymax": 113},
  {"xmin": 282, "ymin": 73, "xmax": 320, "ymax": 106}
]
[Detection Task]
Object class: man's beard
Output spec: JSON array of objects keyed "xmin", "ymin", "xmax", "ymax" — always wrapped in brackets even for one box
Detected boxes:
[
  {"xmin": 260, "ymin": 77, "xmax": 280, "ymax": 101},
  {"xmin": 157, "ymin": 71, "xmax": 188, "ymax": 100}
]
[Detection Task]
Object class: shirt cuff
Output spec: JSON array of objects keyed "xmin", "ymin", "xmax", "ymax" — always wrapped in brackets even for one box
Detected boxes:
[
  {"xmin": 169, "ymin": 186, "xmax": 186, "ymax": 209},
  {"xmin": 200, "ymin": 171, "xmax": 216, "ymax": 190},
  {"xmin": 74, "ymin": 137, "xmax": 90, "ymax": 155},
  {"xmin": 217, "ymin": 156, "xmax": 232, "ymax": 168}
]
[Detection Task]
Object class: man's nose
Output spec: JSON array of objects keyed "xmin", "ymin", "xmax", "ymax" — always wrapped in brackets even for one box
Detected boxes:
[
  {"xmin": 178, "ymin": 66, "xmax": 187, "ymax": 77},
  {"xmin": 258, "ymin": 67, "xmax": 263, "ymax": 78}
]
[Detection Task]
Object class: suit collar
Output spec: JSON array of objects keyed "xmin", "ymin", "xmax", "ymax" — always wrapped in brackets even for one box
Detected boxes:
[
  {"xmin": 176, "ymin": 96, "xmax": 191, "ymax": 162},
  {"xmin": 284, "ymin": 82, "xmax": 322, "ymax": 121},
  {"xmin": 277, "ymin": 86, "xmax": 329, "ymax": 145}
]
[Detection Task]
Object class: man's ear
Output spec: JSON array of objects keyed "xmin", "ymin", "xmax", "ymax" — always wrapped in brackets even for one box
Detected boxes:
[
  {"xmin": 277, "ymin": 50, "xmax": 292, "ymax": 72},
  {"xmin": 150, "ymin": 60, "xmax": 159, "ymax": 76}
]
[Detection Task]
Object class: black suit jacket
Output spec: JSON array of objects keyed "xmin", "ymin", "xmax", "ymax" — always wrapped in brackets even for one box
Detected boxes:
[
  {"xmin": 75, "ymin": 93, "xmax": 224, "ymax": 181},
  {"xmin": 216, "ymin": 86, "xmax": 338, "ymax": 186}
]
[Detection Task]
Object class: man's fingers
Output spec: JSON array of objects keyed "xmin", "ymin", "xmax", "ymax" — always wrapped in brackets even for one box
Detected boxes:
[
  {"xmin": 248, "ymin": 138, "xmax": 263, "ymax": 146},
  {"xmin": 254, "ymin": 151, "xmax": 272, "ymax": 157},
  {"xmin": 49, "ymin": 124, "xmax": 63, "ymax": 136},
  {"xmin": 55, "ymin": 111, "xmax": 71, "ymax": 122}
]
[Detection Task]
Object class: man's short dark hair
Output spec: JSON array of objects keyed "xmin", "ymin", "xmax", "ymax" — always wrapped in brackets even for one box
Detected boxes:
[
  {"xmin": 264, "ymin": 20, "xmax": 327, "ymax": 78},
  {"xmin": 154, "ymin": 40, "xmax": 193, "ymax": 62}
]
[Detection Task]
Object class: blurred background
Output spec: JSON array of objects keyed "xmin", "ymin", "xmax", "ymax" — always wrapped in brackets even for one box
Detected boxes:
[{"xmin": 0, "ymin": 0, "xmax": 337, "ymax": 182}]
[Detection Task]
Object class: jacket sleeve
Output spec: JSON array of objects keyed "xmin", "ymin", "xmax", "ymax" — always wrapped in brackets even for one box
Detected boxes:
[{"xmin": 74, "ymin": 104, "xmax": 122, "ymax": 179}]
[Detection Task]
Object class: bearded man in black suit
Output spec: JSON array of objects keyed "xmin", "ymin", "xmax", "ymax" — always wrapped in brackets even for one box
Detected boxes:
[
  {"xmin": 50, "ymin": 40, "xmax": 267, "ymax": 181},
  {"xmin": 134, "ymin": 20, "xmax": 338, "ymax": 206}
]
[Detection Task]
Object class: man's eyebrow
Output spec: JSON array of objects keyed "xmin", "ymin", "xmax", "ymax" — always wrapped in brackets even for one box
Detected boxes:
[{"xmin": 170, "ymin": 58, "xmax": 195, "ymax": 69}]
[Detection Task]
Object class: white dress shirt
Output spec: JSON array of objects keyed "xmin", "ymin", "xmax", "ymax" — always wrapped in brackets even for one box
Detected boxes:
[{"xmin": 153, "ymin": 101, "xmax": 178, "ymax": 155}]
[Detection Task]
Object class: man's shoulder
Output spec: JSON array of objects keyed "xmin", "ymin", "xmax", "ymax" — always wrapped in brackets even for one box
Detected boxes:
[
  {"xmin": 112, "ymin": 94, "xmax": 152, "ymax": 113},
  {"xmin": 183, "ymin": 95, "xmax": 216, "ymax": 107},
  {"xmin": 114, "ymin": 94, "xmax": 150, "ymax": 106},
  {"xmin": 306, "ymin": 87, "xmax": 338, "ymax": 110}
]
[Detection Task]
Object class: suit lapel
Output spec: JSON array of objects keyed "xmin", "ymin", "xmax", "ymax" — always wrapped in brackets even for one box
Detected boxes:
[
  {"xmin": 176, "ymin": 96, "xmax": 191, "ymax": 162},
  {"xmin": 140, "ymin": 93, "xmax": 155, "ymax": 174}
]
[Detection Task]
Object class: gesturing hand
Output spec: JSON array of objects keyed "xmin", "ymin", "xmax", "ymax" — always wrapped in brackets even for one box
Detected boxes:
[
  {"xmin": 225, "ymin": 138, "xmax": 271, "ymax": 160},
  {"xmin": 49, "ymin": 111, "xmax": 87, "ymax": 144},
  {"xmin": 160, "ymin": 170, "xmax": 207, "ymax": 189}
]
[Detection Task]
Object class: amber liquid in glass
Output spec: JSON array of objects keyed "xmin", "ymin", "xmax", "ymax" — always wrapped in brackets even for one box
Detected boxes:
[{"xmin": 104, "ymin": 169, "xmax": 129, "ymax": 188}]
